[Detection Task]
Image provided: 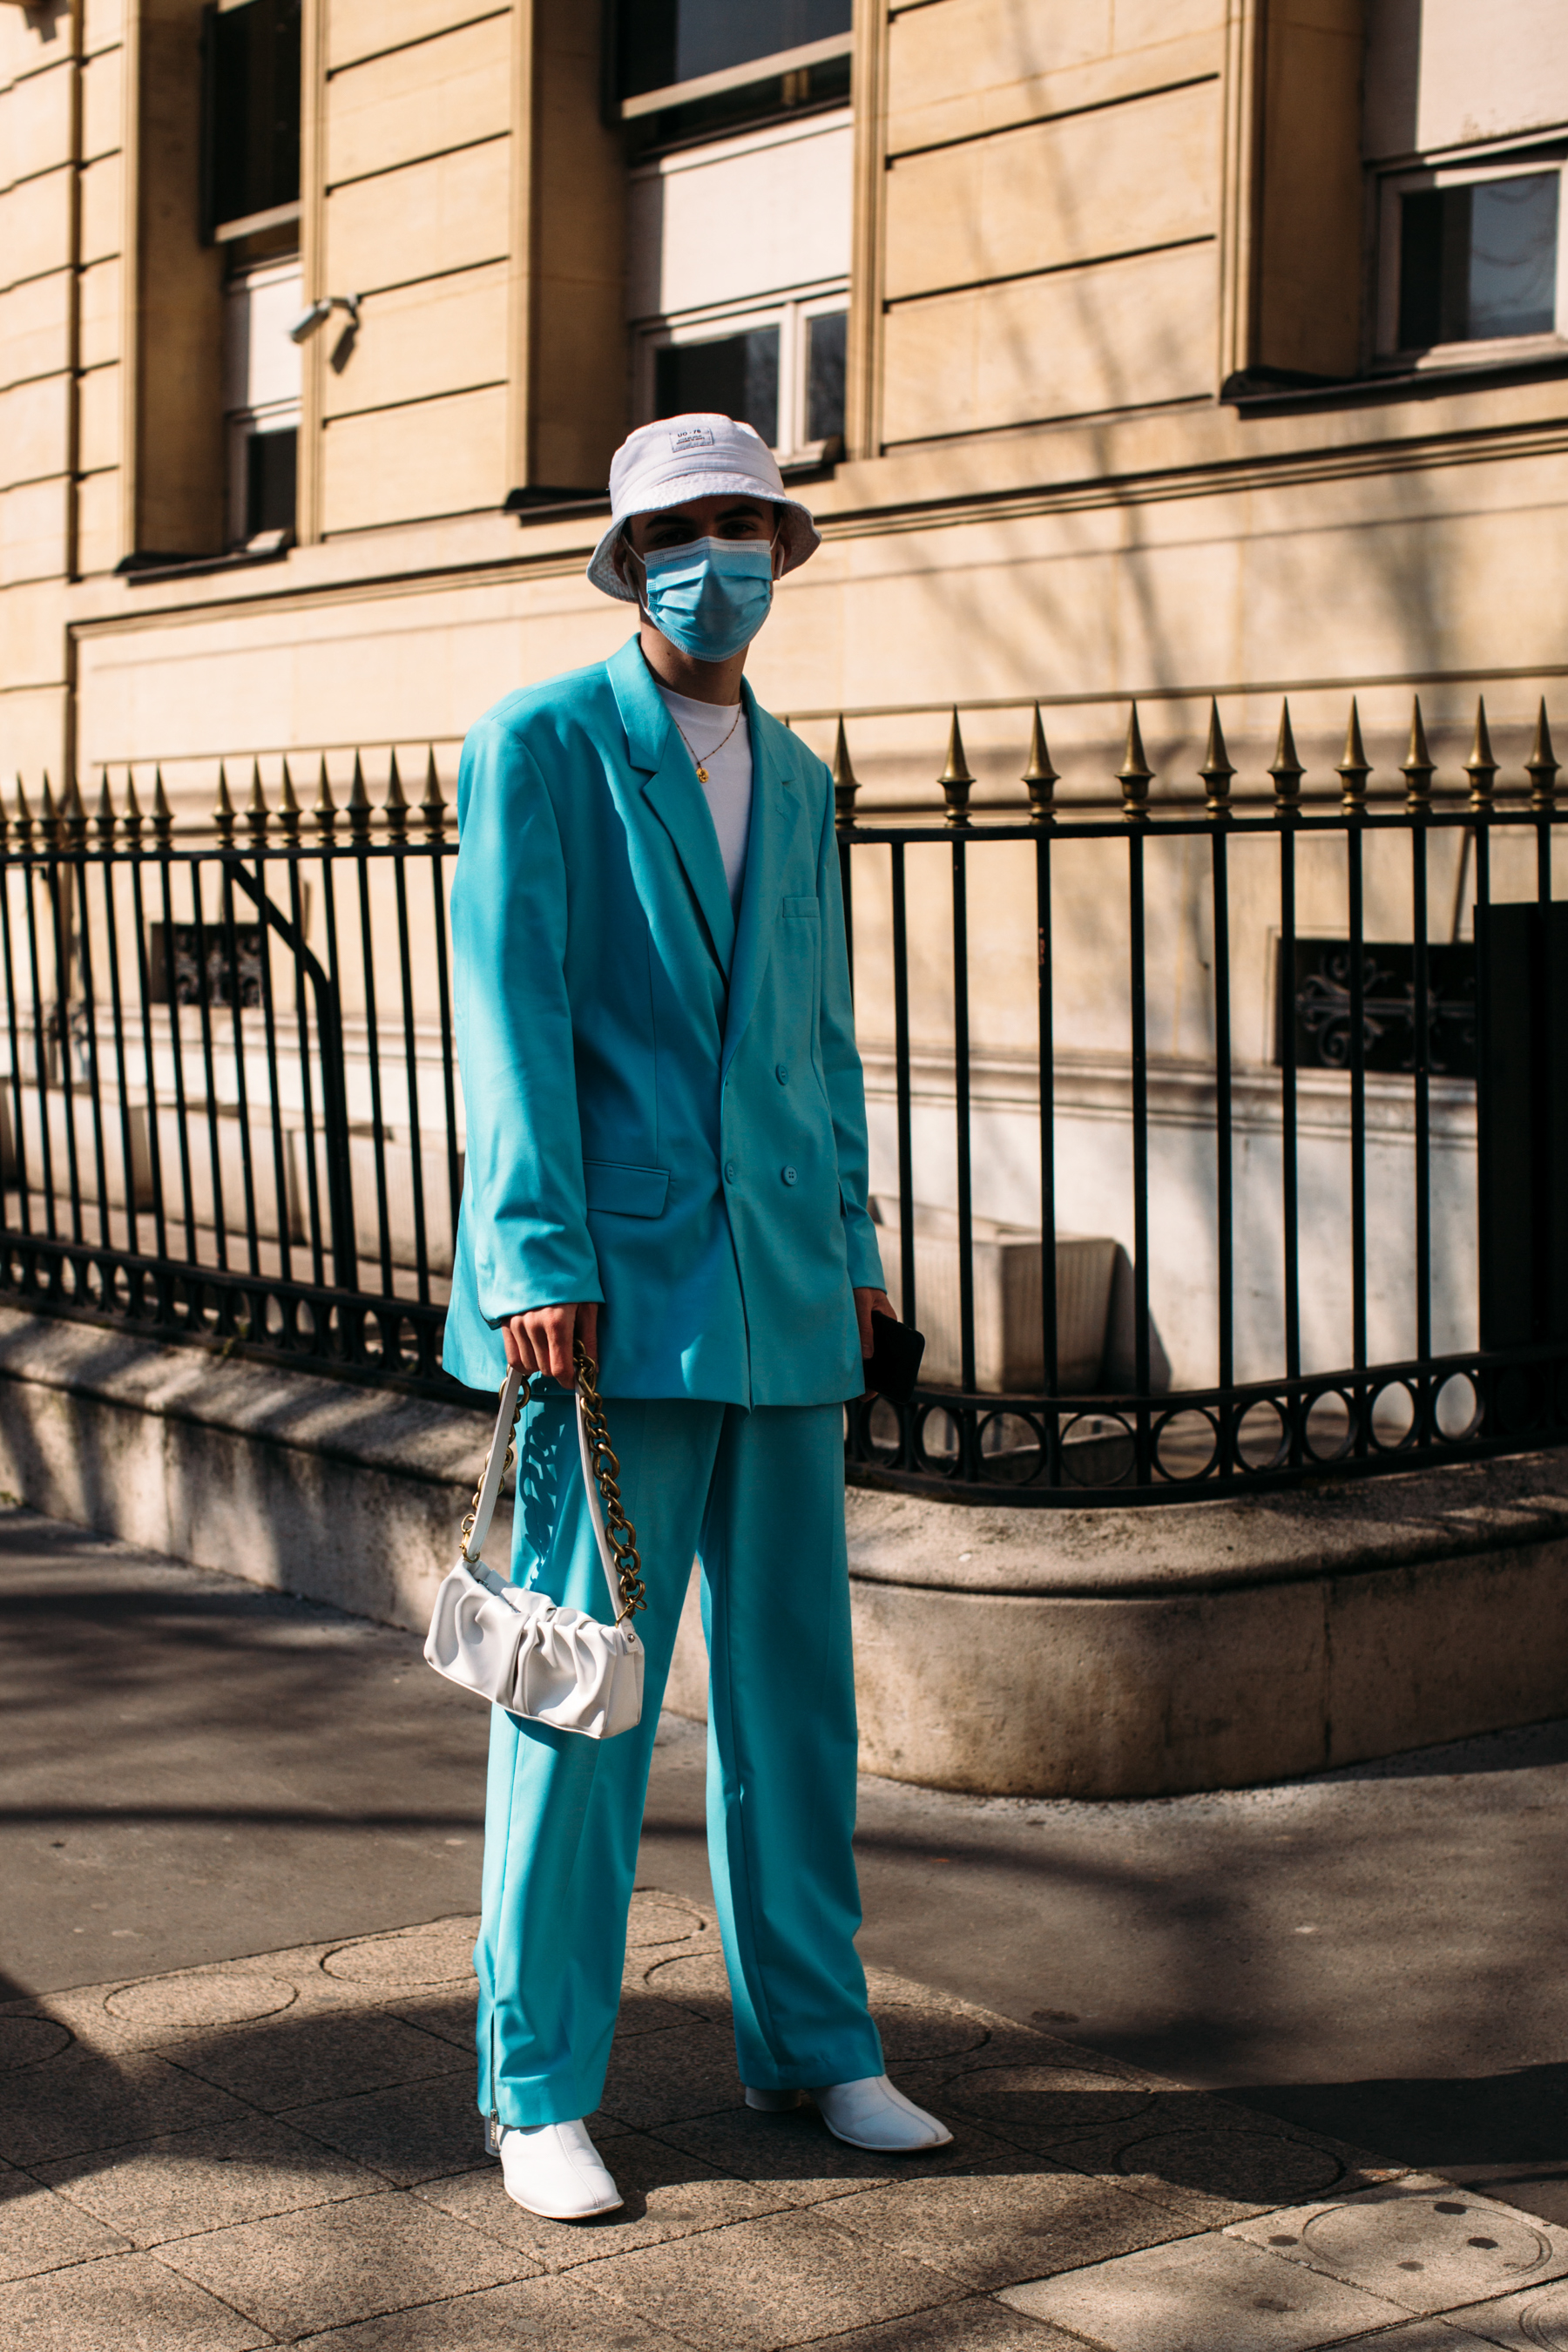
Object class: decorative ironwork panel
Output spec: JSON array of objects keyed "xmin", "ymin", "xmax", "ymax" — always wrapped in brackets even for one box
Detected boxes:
[{"xmin": 1276, "ymin": 938, "xmax": 1477, "ymax": 1078}]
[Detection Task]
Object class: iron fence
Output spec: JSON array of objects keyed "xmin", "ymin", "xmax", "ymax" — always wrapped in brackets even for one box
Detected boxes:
[{"xmin": 2, "ymin": 688, "xmax": 1565, "ymax": 1504}]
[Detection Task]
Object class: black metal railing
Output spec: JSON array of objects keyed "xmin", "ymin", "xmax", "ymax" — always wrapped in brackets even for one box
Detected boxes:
[
  {"xmin": 2, "ymin": 689, "xmax": 1565, "ymax": 1504},
  {"xmin": 0, "ymin": 756, "xmax": 457, "ymax": 1387}
]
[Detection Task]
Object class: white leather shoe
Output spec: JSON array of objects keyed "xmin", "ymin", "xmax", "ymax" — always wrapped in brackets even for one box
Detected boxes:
[
  {"xmin": 811, "ymin": 2075, "xmax": 953, "ymax": 2152},
  {"xmin": 497, "ymin": 2119, "xmax": 622, "ymax": 2219}
]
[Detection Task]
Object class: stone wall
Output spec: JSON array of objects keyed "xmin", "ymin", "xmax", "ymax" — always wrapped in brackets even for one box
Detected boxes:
[{"xmin": 2, "ymin": 1301, "xmax": 1565, "ymax": 1798}]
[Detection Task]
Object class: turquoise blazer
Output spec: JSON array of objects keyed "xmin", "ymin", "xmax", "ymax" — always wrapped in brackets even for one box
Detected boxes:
[{"xmin": 441, "ymin": 635, "xmax": 885, "ymax": 1404}]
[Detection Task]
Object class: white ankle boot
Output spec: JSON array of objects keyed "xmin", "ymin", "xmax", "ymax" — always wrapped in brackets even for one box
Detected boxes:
[
  {"xmin": 497, "ymin": 2119, "xmax": 622, "ymax": 2218},
  {"xmin": 746, "ymin": 2074, "xmax": 952, "ymax": 2152}
]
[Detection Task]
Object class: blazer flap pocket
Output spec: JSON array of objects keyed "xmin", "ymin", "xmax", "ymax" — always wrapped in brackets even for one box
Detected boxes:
[
  {"xmin": 781, "ymin": 894, "xmax": 820, "ymax": 919},
  {"xmin": 583, "ymin": 1159, "xmax": 670, "ymax": 1218}
]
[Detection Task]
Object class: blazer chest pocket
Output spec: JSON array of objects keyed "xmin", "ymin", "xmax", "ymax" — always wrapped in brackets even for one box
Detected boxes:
[
  {"xmin": 781, "ymin": 895, "xmax": 819, "ymax": 920},
  {"xmin": 582, "ymin": 1159, "xmax": 670, "ymax": 1217}
]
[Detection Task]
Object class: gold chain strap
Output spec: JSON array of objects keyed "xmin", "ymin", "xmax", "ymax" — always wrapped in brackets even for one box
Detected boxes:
[
  {"xmin": 460, "ymin": 1352, "xmax": 647, "ymax": 1628},
  {"xmin": 574, "ymin": 1341, "xmax": 648, "ymax": 1625}
]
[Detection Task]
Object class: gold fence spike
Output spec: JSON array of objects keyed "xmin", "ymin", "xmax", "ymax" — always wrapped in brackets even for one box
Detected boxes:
[
  {"xmin": 1118, "ymin": 702, "xmax": 1152, "ymax": 821},
  {"xmin": 383, "ymin": 748, "xmax": 409, "ymax": 837},
  {"xmin": 151, "ymin": 767, "xmax": 173, "ymax": 841},
  {"xmin": 347, "ymin": 752, "xmax": 372, "ymax": 840},
  {"xmin": 1198, "ymin": 698, "xmax": 1233, "ymax": 816},
  {"xmin": 38, "ymin": 774, "xmax": 59, "ymax": 846},
  {"xmin": 213, "ymin": 761, "xmax": 236, "ymax": 841},
  {"xmin": 121, "ymin": 768, "xmax": 143, "ymax": 838},
  {"xmin": 11, "ymin": 775, "xmax": 31, "ymax": 845},
  {"xmin": 1525, "ymin": 698, "xmax": 1559, "ymax": 812},
  {"xmin": 1023, "ymin": 705, "xmax": 1058, "ymax": 823},
  {"xmin": 243, "ymin": 759, "xmax": 269, "ymax": 843},
  {"xmin": 1337, "ymin": 698, "xmax": 1370, "ymax": 812},
  {"xmin": 63, "ymin": 773, "xmax": 87, "ymax": 845},
  {"xmin": 939, "ymin": 707, "xmax": 973, "ymax": 827},
  {"xmin": 277, "ymin": 758, "xmax": 301, "ymax": 840},
  {"xmin": 1402, "ymin": 696, "xmax": 1434, "ymax": 809},
  {"xmin": 311, "ymin": 756, "xmax": 336, "ymax": 834},
  {"xmin": 418, "ymin": 749, "xmax": 445, "ymax": 832},
  {"xmin": 1465, "ymin": 697, "xmax": 1497, "ymax": 810},
  {"xmin": 92, "ymin": 768, "xmax": 116, "ymax": 841},
  {"xmin": 1269, "ymin": 700, "xmax": 1304, "ymax": 813},
  {"xmin": 831, "ymin": 717, "xmax": 859, "ymax": 832}
]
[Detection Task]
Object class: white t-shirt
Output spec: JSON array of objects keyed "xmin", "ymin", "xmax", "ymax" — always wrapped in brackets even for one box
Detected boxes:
[{"xmin": 654, "ymin": 681, "xmax": 753, "ymax": 916}]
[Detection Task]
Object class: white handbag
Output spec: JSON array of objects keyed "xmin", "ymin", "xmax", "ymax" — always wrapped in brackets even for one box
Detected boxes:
[{"xmin": 422, "ymin": 1348, "xmax": 645, "ymax": 1739}]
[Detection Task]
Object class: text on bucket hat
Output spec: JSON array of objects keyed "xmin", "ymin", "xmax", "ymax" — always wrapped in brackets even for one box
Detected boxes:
[{"xmin": 586, "ymin": 415, "xmax": 822, "ymax": 603}]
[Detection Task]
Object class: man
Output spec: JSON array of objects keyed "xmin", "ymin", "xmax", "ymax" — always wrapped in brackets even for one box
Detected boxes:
[{"xmin": 443, "ymin": 414, "xmax": 950, "ymax": 2221}]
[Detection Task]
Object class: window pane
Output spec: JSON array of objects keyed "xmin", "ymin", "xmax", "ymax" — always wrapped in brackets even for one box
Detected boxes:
[
  {"xmin": 1470, "ymin": 173, "xmax": 1558, "ymax": 339},
  {"xmin": 245, "ymin": 425, "xmax": 296, "ymax": 537},
  {"xmin": 806, "ymin": 309, "xmax": 847, "ymax": 443},
  {"xmin": 654, "ymin": 329, "xmax": 780, "ymax": 448},
  {"xmin": 619, "ymin": 0, "xmax": 851, "ymax": 99},
  {"xmin": 209, "ymin": 0, "xmax": 302, "ymax": 229},
  {"xmin": 1399, "ymin": 174, "xmax": 1558, "ymax": 348}
]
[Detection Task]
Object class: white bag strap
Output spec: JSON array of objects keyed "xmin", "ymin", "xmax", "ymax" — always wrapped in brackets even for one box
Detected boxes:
[
  {"xmin": 462, "ymin": 1364, "xmax": 525, "ymax": 1563},
  {"xmin": 459, "ymin": 1360, "xmax": 642, "ymax": 1626}
]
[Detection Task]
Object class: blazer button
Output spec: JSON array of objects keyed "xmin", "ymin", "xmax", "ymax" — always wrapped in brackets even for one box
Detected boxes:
[
  {"xmin": 781, "ymin": 1166, "xmax": 798, "ymax": 1186},
  {"xmin": 724, "ymin": 1159, "xmax": 737, "ymax": 1184},
  {"xmin": 775, "ymin": 1064, "xmax": 788, "ymax": 1084}
]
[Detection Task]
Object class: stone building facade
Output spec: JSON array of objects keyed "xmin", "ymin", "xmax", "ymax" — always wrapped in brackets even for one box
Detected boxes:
[{"xmin": 2, "ymin": 0, "xmax": 1565, "ymax": 1392}]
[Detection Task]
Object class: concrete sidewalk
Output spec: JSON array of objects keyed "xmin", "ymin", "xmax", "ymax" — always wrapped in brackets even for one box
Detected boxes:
[
  {"xmin": 5, "ymin": 1508, "xmax": 1568, "ymax": 2348},
  {"xmin": 6, "ymin": 1896, "xmax": 1568, "ymax": 2349}
]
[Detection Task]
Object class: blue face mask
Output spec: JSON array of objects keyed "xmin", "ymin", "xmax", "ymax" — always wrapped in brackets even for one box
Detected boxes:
[{"xmin": 639, "ymin": 537, "xmax": 774, "ymax": 662}]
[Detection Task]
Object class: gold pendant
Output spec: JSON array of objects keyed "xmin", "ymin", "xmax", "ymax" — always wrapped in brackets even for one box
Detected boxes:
[{"xmin": 695, "ymin": 765, "xmax": 709, "ymax": 782}]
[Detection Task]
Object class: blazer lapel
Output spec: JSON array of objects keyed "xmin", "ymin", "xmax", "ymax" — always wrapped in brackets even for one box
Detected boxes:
[
  {"xmin": 722, "ymin": 684, "xmax": 801, "ymax": 1077},
  {"xmin": 609, "ymin": 636, "xmax": 735, "ymax": 975}
]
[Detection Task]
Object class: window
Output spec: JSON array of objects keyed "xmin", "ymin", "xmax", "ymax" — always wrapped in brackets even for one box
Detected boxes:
[
  {"xmin": 1377, "ymin": 160, "xmax": 1565, "ymax": 362},
  {"xmin": 1397, "ymin": 173, "xmax": 1559, "ymax": 347},
  {"xmin": 645, "ymin": 298, "xmax": 847, "ymax": 461},
  {"xmin": 612, "ymin": 0, "xmax": 851, "ymax": 155},
  {"xmin": 804, "ymin": 308, "xmax": 846, "ymax": 445},
  {"xmin": 655, "ymin": 328, "xmax": 780, "ymax": 445},
  {"xmin": 222, "ymin": 254, "xmax": 302, "ymax": 546},
  {"xmin": 202, "ymin": 0, "xmax": 302, "ymax": 238},
  {"xmin": 618, "ymin": 0, "xmax": 851, "ymax": 96}
]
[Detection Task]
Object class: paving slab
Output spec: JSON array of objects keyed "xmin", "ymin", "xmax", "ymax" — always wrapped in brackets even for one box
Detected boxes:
[
  {"xmin": 0, "ymin": 2246, "xmax": 271, "ymax": 2349},
  {"xmin": 35, "ymin": 2111, "xmax": 381, "ymax": 2246},
  {"xmin": 998, "ymin": 2229, "xmax": 1414, "ymax": 2349},
  {"xmin": 1227, "ymin": 2173, "xmax": 1568, "ymax": 2314},
  {"xmin": 0, "ymin": 2154, "xmax": 132, "ymax": 2281},
  {"xmin": 585, "ymin": 2203, "xmax": 967, "ymax": 2349},
  {"xmin": 158, "ymin": 2187, "xmax": 532, "ymax": 2337},
  {"xmin": 295, "ymin": 2270, "xmax": 706, "ymax": 2348},
  {"xmin": 1426, "ymin": 2278, "xmax": 1568, "ymax": 2346}
]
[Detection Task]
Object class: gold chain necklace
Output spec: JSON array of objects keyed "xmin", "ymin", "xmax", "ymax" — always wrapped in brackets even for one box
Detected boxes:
[{"xmin": 667, "ymin": 703, "xmax": 744, "ymax": 784}]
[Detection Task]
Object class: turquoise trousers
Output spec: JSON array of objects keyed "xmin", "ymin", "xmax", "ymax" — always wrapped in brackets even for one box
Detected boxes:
[{"xmin": 474, "ymin": 1391, "xmax": 884, "ymax": 2129}]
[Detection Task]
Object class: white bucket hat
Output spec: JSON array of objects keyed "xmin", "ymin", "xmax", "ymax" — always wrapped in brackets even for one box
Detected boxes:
[{"xmin": 586, "ymin": 414, "xmax": 822, "ymax": 603}]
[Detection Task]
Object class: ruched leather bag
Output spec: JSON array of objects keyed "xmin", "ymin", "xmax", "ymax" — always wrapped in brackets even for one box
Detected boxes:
[{"xmin": 423, "ymin": 1355, "xmax": 645, "ymax": 1739}]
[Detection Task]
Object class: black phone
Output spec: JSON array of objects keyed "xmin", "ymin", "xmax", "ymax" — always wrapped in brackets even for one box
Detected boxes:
[{"xmin": 864, "ymin": 1311, "xmax": 925, "ymax": 1403}]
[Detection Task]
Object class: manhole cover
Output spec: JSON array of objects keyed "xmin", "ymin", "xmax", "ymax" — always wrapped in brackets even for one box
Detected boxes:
[
  {"xmin": 1519, "ymin": 2281, "xmax": 1568, "ymax": 2348},
  {"xmin": 105, "ymin": 1973, "xmax": 297, "ymax": 2030},
  {"xmin": 1294, "ymin": 2188, "xmax": 1556, "ymax": 2308},
  {"xmin": 625, "ymin": 1896, "xmax": 708, "ymax": 1949},
  {"xmin": 944, "ymin": 2065, "xmax": 1152, "ymax": 2131},
  {"xmin": 0, "ymin": 2016, "xmax": 72, "ymax": 2070},
  {"xmin": 646, "ymin": 1950, "xmax": 729, "ymax": 2005},
  {"xmin": 875, "ymin": 2005, "xmax": 989, "ymax": 2065},
  {"xmin": 324, "ymin": 1920, "xmax": 477, "ymax": 1986}
]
